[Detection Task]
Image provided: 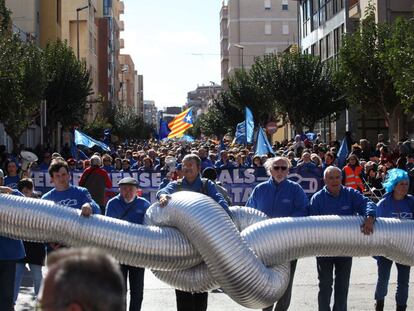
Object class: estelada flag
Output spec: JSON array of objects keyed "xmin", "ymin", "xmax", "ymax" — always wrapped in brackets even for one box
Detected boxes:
[{"xmin": 167, "ymin": 108, "xmax": 193, "ymax": 138}]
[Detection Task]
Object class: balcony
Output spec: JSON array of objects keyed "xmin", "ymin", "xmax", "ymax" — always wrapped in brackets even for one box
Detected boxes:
[
  {"xmin": 119, "ymin": 20, "xmax": 124, "ymax": 31},
  {"xmin": 118, "ymin": 1, "xmax": 124, "ymax": 14},
  {"xmin": 120, "ymin": 38, "xmax": 124, "ymax": 49},
  {"xmin": 349, "ymin": 0, "xmax": 360, "ymax": 19}
]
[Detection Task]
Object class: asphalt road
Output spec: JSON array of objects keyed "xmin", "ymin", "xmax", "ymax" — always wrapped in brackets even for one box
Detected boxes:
[{"xmin": 15, "ymin": 257, "xmax": 413, "ymax": 311}]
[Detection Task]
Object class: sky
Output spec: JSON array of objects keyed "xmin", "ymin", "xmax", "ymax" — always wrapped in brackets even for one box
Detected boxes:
[{"xmin": 121, "ymin": 0, "xmax": 223, "ymax": 110}]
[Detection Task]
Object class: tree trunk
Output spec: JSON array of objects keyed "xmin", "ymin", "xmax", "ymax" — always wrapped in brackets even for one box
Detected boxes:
[
  {"xmin": 293, "ymin": 124, "xmax": 304, "ymax": 135},
  {"xmin": 6, "ymin": 131, "xmax": 21, "ymax": 154},
  {"xmin": 387, "ymin": 105, "xmax": 403, "ymax": 151}
]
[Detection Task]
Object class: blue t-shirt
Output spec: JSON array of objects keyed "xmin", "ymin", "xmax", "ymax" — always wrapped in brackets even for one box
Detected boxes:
[
  {"xmin": 246, "ymin": 178, "xmax": 309, "ymax": 218},
  {"xmin": 4, "ymin": 175, "xmax": 20, "ymax": 189},
  {"xmin": 41, "ymin": 186, "xmax": 101, "ymax": 214},
  {"xmin": 310, "ymin": 185, "xmax": 376, "ymax": 217},
  {"xmin": 376, "ymin": 193, "xmax": 414, "ymax": 220},
  {"xmin": 106, "ymin": 194, "xmax": 150, "ymax": 224},
  {"xmin": 0, "ymin": 190, "xmax": 25, "ymax": 260}
]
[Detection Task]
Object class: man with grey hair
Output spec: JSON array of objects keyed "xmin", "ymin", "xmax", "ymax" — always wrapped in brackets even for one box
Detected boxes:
[
  {"xmin": 246, "ymin": 156, "xmax": 309, "ymax": 311},
  {"xmin": 310, "ymin": 165, "xmax": 376, "ymax": 311},
  {"xmin": 79, "ymin": 155, "xmax": 112, "ymax": 214},
  {"xmin": 37, "ymin": 247, "xmax": 125, "ymax": 311},
  {"xmin": 157, "ymin": 153, "xmax": 231, "ymax": 311}
]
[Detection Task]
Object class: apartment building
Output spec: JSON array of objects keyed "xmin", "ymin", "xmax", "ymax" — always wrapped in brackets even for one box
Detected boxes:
[
  {"xmin": 97, "ymin": 0, "xmax": 124, "ymax": 110},
  {"xmin": 5, "ymin": 0, "xmax": 39, "ymax": 44},
  {"xmin": 187, "ymin": 84, "xmax": 222, "ymax": 119},
  {"xmin": 2, "ymin": 0, "xmax": 41, "ymax": 150},
  {"xmin": 296, "ymin": 0, "xmax": 414, "ymax": 142},
  {"xmin": 118, "ymin": 54, "xmax": 136, "ymax": 110},
  {"xmin": 220, "ymin": 0, "xmax": 298, "ymax": 85},
  {"xmin": 136, "ymin": 74, "xmax": 144, "ymax": 117},
  {"xmin": 143, "ymin": 100, "xmax": 158, "ymax": 127}
]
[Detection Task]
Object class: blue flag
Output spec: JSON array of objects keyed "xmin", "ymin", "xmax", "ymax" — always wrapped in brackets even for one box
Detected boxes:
[
  {"xmin": 255, "ymin": 127, "xmax": 275, "ymax": 156},
  {"xmin": 74, "ymin": 129, "xmax": 110, "ymax": 152},
  {"xmin": 245, "ymin": 107, "xmax": 254, "ymax": 144},
  {"xmin": 70, "ymin": 141, "xmax": 88, "ymax": 160},
  {"xmin": 217, "ymin": 138, "xmax": 226, "ymax": 153},
  {"xmin": 159, "ymin": 118, "xmax": 170, "ymax": 140},
  {"xmin": 235, "ymin": 121, "xmax": 246, "ymax": 144},
  {"xmin": 179, "ymin": 135, "xmax": 195, "ymax": 142},
  {"xmin": 305, "ymin": 132, "xmax": 317, "ymax": 141},
  {"xmin": 337, "ymin": 137, "xmax": 349, "ymax": 168}
]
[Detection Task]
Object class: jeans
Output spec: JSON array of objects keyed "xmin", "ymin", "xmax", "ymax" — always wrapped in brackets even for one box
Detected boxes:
[
  {"xmin": 14, "ymin": 263, "xmax": 43, "ymax": 302},
  {"xmin": 120, "ymin": 264, "xmax": 145, "ymax": 311},
  {"xmin": 263, "ymin": 260, "xmax": 298, "ymax": 311},
  {"xmin": 316, "ymin": 257, "xmax": 352, "ymax": 311},
  {"xmin": 375, "ymin": 256, "xmax": 411, "ymax": 306},
  {"xmin": 175, "ymin": 290, "xmax": 208, "ymax": 311},
  {"xmin": 0, "ymin": 260, "xmax": 16, "ymax": 311}
]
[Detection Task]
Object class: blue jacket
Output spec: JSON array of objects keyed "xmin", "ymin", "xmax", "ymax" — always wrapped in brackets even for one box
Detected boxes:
[
  {"xmin": 0, "ymin": 190, "xmax": 25, "ymax": 260},
  {"xmin": 201, "ymin": 157, "xmax": 214, "ymax": 171},
  {"xmin": 214, "ymin": 159, "xmax": 235, "ymax": 169},
  {"xmin": 310, "ymin": 185, "xmax": 376, "ymax": 217},
  {"xmin": 376, "ymin": 193, "xmax": 414, "ymax": 220},
  {"xmin": 106, "ymin": 194, "xmax": 150, "ymax": 224},
  {"xmin": 246, "ymin": 178, "xmax": 309, "ymax": 218},
  {"xmin": 157, "ymin": 175, "xmax": 231, "ymax": 216},
  {"xmin": 41, "ymin": 186, "xmax": 101, "ymax": 214}
]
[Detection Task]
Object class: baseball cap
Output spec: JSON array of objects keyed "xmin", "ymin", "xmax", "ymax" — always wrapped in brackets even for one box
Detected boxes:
[{"xmin": 118, "ymin": 177, "xmax": 139, "ymax": 187}]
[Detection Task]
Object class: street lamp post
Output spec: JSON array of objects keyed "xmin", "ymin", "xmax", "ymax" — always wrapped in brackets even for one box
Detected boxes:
[
  {"xmin": 76, "ymin": 3, "xmax": 89, "ymax": 60},
  {"xmin": 234, "ymin": 44, "xmax": 245, "ymax": 69},
  {"xmin": 120, "ymin": 65, "xmax": 129, "ymax": 106}
]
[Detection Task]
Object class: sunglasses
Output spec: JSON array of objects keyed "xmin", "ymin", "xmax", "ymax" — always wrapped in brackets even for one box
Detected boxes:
[{"xmin": 273, "ymin": 166, "xmax": 288, "ymax": 171}]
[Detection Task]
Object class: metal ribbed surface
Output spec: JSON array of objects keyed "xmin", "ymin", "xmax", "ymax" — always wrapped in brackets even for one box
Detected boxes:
[
  {"xmin": 1, "ymin": 192, "xmax": 414, "ymax": 308},
  {"xmin": 242, "ymin": 215, "xmax": 414, "ymax": 267}
]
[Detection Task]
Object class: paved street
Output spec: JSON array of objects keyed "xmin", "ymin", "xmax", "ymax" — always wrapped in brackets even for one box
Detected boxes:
[{"xmin": 16, "ymin": 257, "xmax": 413, "ymax": 311}]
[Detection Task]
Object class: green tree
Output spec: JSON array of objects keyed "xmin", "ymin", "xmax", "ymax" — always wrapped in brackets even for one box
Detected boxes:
[
  {"xmin": 382, "ymin": 17, "xmax": 414, "ymax": 110},
  {"xmin": 226, "ymin": 69, "xmax": 276, "ymax": 126},
  {"xmin": 112, "ymin": 106, "xmax": 153, "ymax": 140},
  {"xmin": 0, "ymin": 0, "xmax": 11, "ymax": 32},
  {"xmin": 252, "ymin": 52, "xmax": 345, "ymax": 134},
  {"xmin": 0, "ymin": 33, "xmax": 46, "ymax": 150},
  {"xmin": 196, "ymin": 97, "xmax": 235, "ymax": 138},
  {"xmin": 337, "ymin": 4, "xmax": 405, "ymax": 147},
  {"xmin": 43, "ymin": 40, "xmax": 92, "ymax": 142}
]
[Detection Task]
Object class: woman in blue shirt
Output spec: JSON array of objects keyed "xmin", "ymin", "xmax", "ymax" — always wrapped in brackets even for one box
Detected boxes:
[
  {"xmin": 4, "ymin": 160, "xmax": 20, "ymax": 189},
  {"xmin": 374, "ymin": 169, "xmax": 414, "ymax": 311}
]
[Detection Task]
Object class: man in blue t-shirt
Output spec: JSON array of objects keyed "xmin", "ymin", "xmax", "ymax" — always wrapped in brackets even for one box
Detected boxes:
[
  {"xmin": 0, "ymin": 186, "xmax": 25, "ymax": 310},
  {"xmin": 41, "ymin": 159, "xmax": 100, "ymax": 215},
  {"xmin": 106, "ymin": 177, "xmax": 150, "ymax": 311},
  {"xmin": 41, "ymin": 159, "xmax": 100, "ymax": 250}
]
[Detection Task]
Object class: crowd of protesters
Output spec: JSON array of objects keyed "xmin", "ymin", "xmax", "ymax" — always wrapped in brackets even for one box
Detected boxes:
[
  {"xmin": 1, "ymin": 132, "xmax": 413, "ymax": 199},
  {"xmin": 0, "ymin": 132, "xmax": 414, "ymax": 311}
]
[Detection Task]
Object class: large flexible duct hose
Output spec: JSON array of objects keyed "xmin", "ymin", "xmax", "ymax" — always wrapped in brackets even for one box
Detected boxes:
[{"xmin": 1, "ymin": 192, "xmax": 414, "ymax": 308}]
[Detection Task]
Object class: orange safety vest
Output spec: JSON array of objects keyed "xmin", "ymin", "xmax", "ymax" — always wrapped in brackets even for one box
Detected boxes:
[{"xmin": 343, "ymin": 165, "xmax": 364, "ymax": 191}]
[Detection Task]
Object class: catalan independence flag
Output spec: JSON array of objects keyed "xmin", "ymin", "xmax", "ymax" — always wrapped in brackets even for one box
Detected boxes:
[{"xmin": 167, "ymin": 108, "xmax": 193, "ymax": 138}]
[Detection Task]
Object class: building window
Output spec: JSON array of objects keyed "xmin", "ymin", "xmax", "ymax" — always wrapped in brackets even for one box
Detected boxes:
[
  {"xmin": 264, "ymin": 0, "xmax": 271, "ymax": 10},
  {"xmin": 282, "ymin": 0, "xmax": 288, "ymax": 10},
  {"xmin": 311, "ymin": 43, "xmax": 317, "ymax": 56},
  {"xmin": 265, "ymin": 22, "xmax": 272, "ymax": 35},
  {"xmin": 326, "ymin": 33, "xmax": 331, "ymax": 59},
  {"xmin": 282, "ymin": 24, "xmax": 289, "ymax": 35}
]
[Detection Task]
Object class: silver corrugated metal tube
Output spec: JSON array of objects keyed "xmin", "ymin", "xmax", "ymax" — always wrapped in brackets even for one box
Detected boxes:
[{"xmin": 1, "ymin": 192, "xmax": 414, "ymax": 309}]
